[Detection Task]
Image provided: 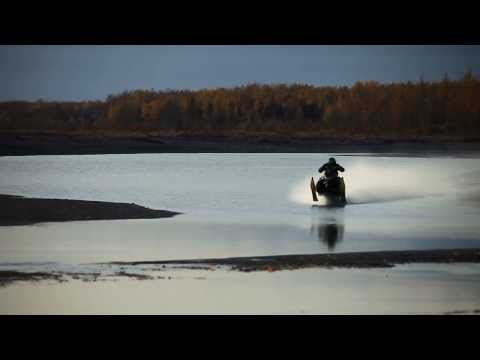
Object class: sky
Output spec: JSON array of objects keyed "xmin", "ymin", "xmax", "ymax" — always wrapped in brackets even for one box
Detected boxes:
[{"xmin": 0, "ymin": 45, "xmax": 479, "ymax": 101}]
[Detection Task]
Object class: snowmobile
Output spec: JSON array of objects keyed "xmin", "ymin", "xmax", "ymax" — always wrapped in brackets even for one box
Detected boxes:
[{"xmin": 310, "ymin": 176, "xmax": 346, "ymax": 206}]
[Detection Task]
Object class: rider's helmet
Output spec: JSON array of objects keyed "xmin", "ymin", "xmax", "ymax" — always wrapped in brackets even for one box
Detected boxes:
[{"xmin": 329, "ymin": 157, "xmax": 336, "ymax": 164}]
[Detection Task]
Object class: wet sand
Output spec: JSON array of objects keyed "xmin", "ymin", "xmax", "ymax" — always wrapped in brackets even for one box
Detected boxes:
[
  {"xmin": 0, "ymin": 270, "xmax": 148, "ymax": 287},
  {"xmin": 107, "ymin": 248, "xmax": 480, "ymax": 272},
  {"xmin": 2, "ymin": 249, "xmax": 479, "ymax": 287},
  {"xmin": 0, "ymin": 194, "xmax": 181, "ymax": 226},
  {"xmin": 0, "ymin": 271, "xmax": 64, "ymax": 287}
]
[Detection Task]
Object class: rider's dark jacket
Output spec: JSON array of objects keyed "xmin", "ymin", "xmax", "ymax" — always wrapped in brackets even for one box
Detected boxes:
[{"xmin": 318, "ymin": 163, "xmax": 345, "ymax": 178}]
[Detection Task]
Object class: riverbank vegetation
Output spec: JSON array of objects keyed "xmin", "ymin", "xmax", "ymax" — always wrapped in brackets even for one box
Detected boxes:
[{"xmin": 1, "ymin": 71, "xmax": 479, "ymax": 139}]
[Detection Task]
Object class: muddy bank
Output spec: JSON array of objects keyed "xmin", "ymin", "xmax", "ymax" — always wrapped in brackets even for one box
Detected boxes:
[
  {"xmin": 0, "ymin": 271, "xmax": 64, "ymax": 287},
  {"xmin": 0, "ymin": 194, "xmax": 181, "ymax": 226},
  {"xmin": 1, "ymin": 132, "xmax": 480, "ymax": 156},
  {"xmin": 1, "ymin": 248, "xmax": 479, "ymax": 287},
  {"xmin": 0, "ymin": 270, "xmax": 153, "ymax": 287},
  {"xmin": 107, "ymin": 248, "xmax": 480, "ymax": 272},
  {"xmin": 0, "ymin": 269, "xmax": 180, "ymax": 287}
]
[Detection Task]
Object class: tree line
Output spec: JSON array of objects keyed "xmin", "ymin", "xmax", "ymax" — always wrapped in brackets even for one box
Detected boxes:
[{"xmin": 1, "ymin": 71, "xmax": 479, "ymax": 138}]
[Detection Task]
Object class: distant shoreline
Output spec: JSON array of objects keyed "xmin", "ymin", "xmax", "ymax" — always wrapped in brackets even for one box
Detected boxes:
[
  {"xmin": 0, "ymin": 194, "xmax": 180, "ymax": 226},
  {"xmin": 1, "ymin": 132, "xmax": 480, "ymax": 156}
]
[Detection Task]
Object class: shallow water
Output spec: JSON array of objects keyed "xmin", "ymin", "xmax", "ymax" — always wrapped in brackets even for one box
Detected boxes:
[
  {"xmin": 1, "ymin": 264, "xmax": 480, "ymax": 315},
  {"xmin": 1, "ymin": 153, "xmax": 480, "ymax": 314},
  {"xmin": 1, "ymin": 153, "xmax": 480, "ymax": 264}
]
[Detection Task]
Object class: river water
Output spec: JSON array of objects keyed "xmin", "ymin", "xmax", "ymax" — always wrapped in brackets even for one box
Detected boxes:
[
  {"xmin": 1, "ymin": 153, "xmax": 480, "ymax": 314},
  {"xmin": 1, "ymin": 153, "xmax": 480, "ymax": 263}
]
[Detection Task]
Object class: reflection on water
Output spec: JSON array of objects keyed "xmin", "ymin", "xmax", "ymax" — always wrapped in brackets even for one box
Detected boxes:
[
  {"xmin": 313, "ymin": 223, "xmax": 345, "ymax": 251},
  {"xmin": 310, "ymin": 206, "xmax": 345, "ymax": 251}
]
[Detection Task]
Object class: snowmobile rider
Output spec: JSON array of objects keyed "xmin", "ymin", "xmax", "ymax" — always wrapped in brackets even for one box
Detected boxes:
[{"xmin": 319, "ymin": 157, "xmax": 345, "ymax": 179}]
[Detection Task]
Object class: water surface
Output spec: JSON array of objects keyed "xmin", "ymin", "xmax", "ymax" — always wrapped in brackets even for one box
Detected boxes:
[{"xmin": 1, "ymin": 153, "xmax": 480, "ymax": 264}]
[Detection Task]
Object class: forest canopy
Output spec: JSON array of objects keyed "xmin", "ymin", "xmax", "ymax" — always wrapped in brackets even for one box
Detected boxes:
[{"xmin": 1, "ymin": 71, "xmax": 479, "ymax": 139}]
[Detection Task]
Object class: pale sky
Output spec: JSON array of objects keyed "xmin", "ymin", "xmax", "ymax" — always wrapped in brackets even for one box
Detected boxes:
[{"xmin": 0, "ymin": 45, "xmax": 479, "ymax": 101}]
